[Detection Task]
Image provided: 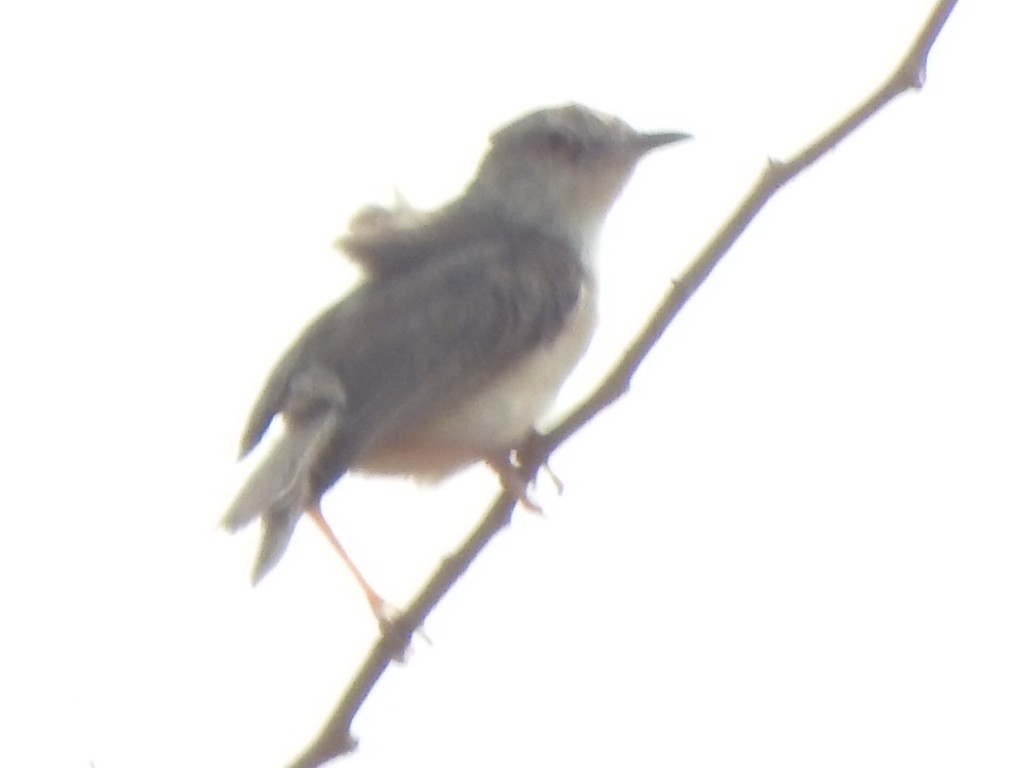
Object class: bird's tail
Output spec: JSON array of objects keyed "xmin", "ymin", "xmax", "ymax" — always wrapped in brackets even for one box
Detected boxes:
[{"xmin": 222, "ymin": 421, "xmax": 328, "ymax": 585}]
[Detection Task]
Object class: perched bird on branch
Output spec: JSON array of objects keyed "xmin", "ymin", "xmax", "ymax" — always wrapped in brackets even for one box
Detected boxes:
[{"xmin": 223, "ymin": 104, "xmax": 689, "ymax": 625}]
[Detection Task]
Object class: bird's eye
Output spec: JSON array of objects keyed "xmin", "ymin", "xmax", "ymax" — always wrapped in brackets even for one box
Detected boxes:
[{"xmin": 541, "ymin": 129, "xmax": 583, "ymax": 161}]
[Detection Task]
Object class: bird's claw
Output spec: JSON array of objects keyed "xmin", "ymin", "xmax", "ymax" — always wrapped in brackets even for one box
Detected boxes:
[{"xmin": 490, "ymin": 434, "xmax": 565, "ymax": 514}]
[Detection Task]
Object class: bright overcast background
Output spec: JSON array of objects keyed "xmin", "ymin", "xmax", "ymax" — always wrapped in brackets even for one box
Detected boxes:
[{"xmin": 2, "ymin": 1, "xmax": 1022, "ymax": 767}]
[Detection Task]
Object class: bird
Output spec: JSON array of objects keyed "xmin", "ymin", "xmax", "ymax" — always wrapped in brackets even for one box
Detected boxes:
[{"xmin": 223, "ymin": 103, "xmax": 689, "ymax": 626}]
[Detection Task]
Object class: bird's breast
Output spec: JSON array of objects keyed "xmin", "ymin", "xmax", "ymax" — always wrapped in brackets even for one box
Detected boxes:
[{"xmin": 356, "ymin": 285, "xmax": 597, "ymax": 480}]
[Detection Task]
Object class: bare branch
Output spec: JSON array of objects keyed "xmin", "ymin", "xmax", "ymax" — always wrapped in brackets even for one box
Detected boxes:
[{"xmin": 284, "ymin": 2, "xmax": 960, "ymax": 765}]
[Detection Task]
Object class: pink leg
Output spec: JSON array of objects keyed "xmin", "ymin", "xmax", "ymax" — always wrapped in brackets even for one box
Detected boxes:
[{"xmin": 306, "ymin": 504, "xmax": 395, "ymax": 629}]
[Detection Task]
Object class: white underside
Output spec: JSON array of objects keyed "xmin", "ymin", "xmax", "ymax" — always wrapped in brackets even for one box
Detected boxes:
[
  {"xmin": 356, "ymin": 283, "xmax": 597, "ymax": 479},
  {"xmin": 432, "ymin": 283, "xmax": 596, "ymax": 446}
]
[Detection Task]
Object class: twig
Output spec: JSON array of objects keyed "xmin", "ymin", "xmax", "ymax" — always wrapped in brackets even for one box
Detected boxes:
[{"xmin": 284, "ymin": 2, "xmax": 959, "ymax": 765}]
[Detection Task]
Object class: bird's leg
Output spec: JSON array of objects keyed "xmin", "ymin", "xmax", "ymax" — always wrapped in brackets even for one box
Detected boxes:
[
  {"xmin": 305, "ymin": 503, "xmax": 396, "ymax": 632},
  {"xmin": 514, "ymin": 430, "xmax": 564, "ymax": 495},
  {"xmin": 487, "ymin": 453, "xmax": 544, "ymax": 513}
]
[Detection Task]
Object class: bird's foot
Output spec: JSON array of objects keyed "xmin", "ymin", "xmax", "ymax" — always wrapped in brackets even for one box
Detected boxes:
[
  {"xmin": 371, "ymin": 600, "xmax": 432, "ymax": 663},
  {"xmin": 367, "ymin": 592, "xmax": 401, "ymax": 634},
  {"xmin": 489, "ymin": 433, "xmax": 563, "ymax": 513},
  {"xmin": 488, "ymin": 455, "xmax": 544, "ymax": 513},
  {"xmin": 514, "ymin": 430, "xmax": 564, "ymax": 497}
]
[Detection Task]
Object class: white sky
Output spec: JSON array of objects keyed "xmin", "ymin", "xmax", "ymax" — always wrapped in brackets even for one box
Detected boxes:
[{"xmin": 2, "ymin": 1, "xmax": 1022, "ymax": 767}]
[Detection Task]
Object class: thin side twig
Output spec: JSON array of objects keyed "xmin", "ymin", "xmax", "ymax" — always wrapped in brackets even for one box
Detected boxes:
[{"xmin": 285, "ymin": 2, "xmax": 959, "ymax": 765}]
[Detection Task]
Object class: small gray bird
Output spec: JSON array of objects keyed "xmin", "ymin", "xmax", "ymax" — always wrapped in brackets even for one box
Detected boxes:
[{"xmin": 224, "ymin": 104, "xmax": 688, "ymax": 623}]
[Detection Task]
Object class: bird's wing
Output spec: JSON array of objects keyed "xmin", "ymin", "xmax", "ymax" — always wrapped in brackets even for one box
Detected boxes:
[
  {"xmin": 226, "ymin": 231, "xmax": 585, "ymax": 582},
  {"xmin": 239, "ymin": 229, "xmax": 586, "ymax": 485}
]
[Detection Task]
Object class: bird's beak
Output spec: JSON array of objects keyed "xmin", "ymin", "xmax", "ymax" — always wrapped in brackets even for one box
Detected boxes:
[{"xmin": 633, "ymin": 131, "xmax": 692, "ymax": 153}]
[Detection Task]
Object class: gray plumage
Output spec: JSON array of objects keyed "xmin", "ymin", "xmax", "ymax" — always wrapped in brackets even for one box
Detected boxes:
[
  {"xmin": 225, "ymin": 228, "xmax": 584, "ymax": 581},
  {"xmin": 224, "ymin": 104, "xmax": 689, "ymax": 585}
]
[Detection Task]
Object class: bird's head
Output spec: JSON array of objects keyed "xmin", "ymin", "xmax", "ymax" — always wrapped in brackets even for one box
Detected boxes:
[{"xmin": 468, "ymin": 104, "xmax": 690, "ymax": 251}]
